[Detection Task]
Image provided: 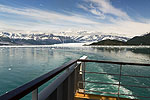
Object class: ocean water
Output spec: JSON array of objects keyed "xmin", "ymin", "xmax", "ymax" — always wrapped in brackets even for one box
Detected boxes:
[{"xmin": 0, "ymin": 44, "xmax": 150, "ymax": 100}]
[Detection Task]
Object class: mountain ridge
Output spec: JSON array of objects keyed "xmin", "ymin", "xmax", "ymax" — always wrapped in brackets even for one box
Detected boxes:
[
  {"xmin": 89, "ymin": 33, "xmax": 150, "ymax": 46},
  {"xmin": 0, "ymin": 32, "xmax": 129, "ymax": 45}
]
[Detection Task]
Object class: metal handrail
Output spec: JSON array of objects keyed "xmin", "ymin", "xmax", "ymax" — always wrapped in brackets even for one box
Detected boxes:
[
  {"xmin": 78, "ymin": 59, "xmax": 150, "ymax": 66},
  {"xmin": 0, "ymin": 59, "xmax": 150, "ymax": 100},
  {"xmin": 78, "ymin": 59, "xmax": 150, "ymax": 99},
  {"xmin": 81, "ymin": 71, "xmax": 150, "ymax": 78},
  {"xmin": 0, "ymin": 60, "xmax": 77, "ymax": 100}
]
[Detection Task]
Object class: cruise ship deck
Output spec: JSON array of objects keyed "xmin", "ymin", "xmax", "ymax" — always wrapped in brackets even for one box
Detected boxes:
[{"xmin": 74, "ymin": 92, "xmax": 138, "ymax": 100}]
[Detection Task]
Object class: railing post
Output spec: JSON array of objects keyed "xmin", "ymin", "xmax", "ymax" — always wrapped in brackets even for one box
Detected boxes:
[
  {"xmin": 74, "ymin": 63, "xmax": 80, "ymax": 94},
  {"xmin": 77, "ymin": 56, "xmax": 87, "ymax": 95},
  {"xmin": 118, "ymin": 64, "xmax": 122, "ymax": 100},
  {"xmin": 65, "ymin": 66, "xmax": 71, "ymax": 100},
  {"xmin": 32, "ymin": 88, "xmax": 38, "ymax": 100},
  {"xmin": 83, "ymin": 61, "xmax": 86, "ymax": 96}
]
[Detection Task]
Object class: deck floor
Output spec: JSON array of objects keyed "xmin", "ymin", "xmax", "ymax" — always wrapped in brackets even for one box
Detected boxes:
[{"xmin": 74, "ymin": 92, "xmax": 138, "ymax": 100}]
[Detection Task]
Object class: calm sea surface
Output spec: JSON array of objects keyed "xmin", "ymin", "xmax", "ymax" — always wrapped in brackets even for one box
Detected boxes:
[{"xmin": 0, "ymin": 44, "xmax": 150, "ymax": 100}]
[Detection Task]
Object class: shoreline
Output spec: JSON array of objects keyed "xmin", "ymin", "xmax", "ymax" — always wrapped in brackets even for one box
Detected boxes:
[{"xmin": 0, "ymin": 43, "xmax": 150, "ymax": 48}]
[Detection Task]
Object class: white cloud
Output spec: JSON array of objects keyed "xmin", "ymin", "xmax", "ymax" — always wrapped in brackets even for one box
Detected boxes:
[
  {"xmin": 0, "ymin": 4, "xmax": 100, "ymax": 33},
  {"xmin": 77, "ymin": 3, "xmax": 105, "ymax": 19},
  {"xmin": 0, "ymin": 4, "xmax": 98, "ymax": 25},
  {"xmin": 77, "ymin": 0, "xmax": 150, "ymax": 37},
  {"xmin": 77, "ymin": 4, "xmax": 89, "ymax": 11},
  {"xmin": 81, "ymin": 0, "xmax": 130, "ymax": 20}
]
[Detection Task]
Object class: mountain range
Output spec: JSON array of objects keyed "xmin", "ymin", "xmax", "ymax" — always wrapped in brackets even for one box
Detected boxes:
[
  {"xmin": 90, "ymin": 33, "xmax": 150, "ymax": 46},
  {"xmin": 0, "ymin": 32, "xmax": 129, "ymax": 45}
]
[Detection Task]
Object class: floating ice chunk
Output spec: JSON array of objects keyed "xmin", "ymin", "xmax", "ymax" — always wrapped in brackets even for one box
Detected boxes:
[{"xmin": 8, "ymin": 68, "xmax": 11, "ymax": 70}]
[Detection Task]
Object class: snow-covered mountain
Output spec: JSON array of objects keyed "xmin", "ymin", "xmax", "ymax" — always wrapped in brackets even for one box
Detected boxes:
[
  {"xmin": 59, "ymin": 31, "xmax": 129, "ymax": 42},
  {"xmin": 71, "ymin": 34, "xmax": 129, "ymax": 42},
  {"xmin": 0, "ymin": 32, "xmax": 61, "ymax": 41},
  {"xmin": 0, "ymin": 32, "xmax": 129, "ymax": 45}
]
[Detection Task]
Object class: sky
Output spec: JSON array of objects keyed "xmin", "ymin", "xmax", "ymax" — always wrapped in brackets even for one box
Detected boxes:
[{"xmin": 0, "ymin": 0, "xmax": 150, "ymax": 37}]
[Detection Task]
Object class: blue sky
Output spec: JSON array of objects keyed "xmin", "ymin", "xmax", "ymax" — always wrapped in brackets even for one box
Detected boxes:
[{"xmin": 0, "ymin": 0, "xmax": 150, "ymax": 37}]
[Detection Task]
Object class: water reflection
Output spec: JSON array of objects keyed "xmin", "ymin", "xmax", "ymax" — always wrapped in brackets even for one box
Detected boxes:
[
  {"xmin": 127, "ymin": 48, "xmax": 150, "ymax": 55},
  {"xmin": 92, "ymin": 47, "xmax": 150, "ymax": 62}
]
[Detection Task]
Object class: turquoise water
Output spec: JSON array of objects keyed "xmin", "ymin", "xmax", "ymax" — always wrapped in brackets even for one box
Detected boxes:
[{"xmin": 0, "ymin": 46, "xmax": 150, "ymax": 99}]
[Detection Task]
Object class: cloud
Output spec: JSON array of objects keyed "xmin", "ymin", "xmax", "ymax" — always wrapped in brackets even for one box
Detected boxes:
[
  {"xmin": 81, "ymin": 0, "xmax": 130, "ymax": 20},
  {"xmin": 78, "ymin": 4, "xmax": 105, "ymax": 19},
  {"xmin": 0, "ymin": 4, "xmax": 101, "ymax": 33},
  {"xmin": 77, "ymin": 0, "xmax": 150, "ymax": 37},
  {"xmin": 0, "ymin": 4, "xmax": 98, "ymax": 25},
  {"xmin": 93, "ymin": 20, "xmax": 150, "ymax": 37}
]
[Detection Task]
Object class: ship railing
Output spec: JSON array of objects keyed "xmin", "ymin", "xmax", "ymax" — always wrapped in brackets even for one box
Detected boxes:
[
  {"xmin": 0, "ymin": 55, "xmax": 88, "ymax": 100},
  {"xmin": 78, "ymin": 59, "xmax": 150, "ymax": 99},
  {"xmin": 0, "ymin": 56, "xmax": 150, "ymax": 100}
]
